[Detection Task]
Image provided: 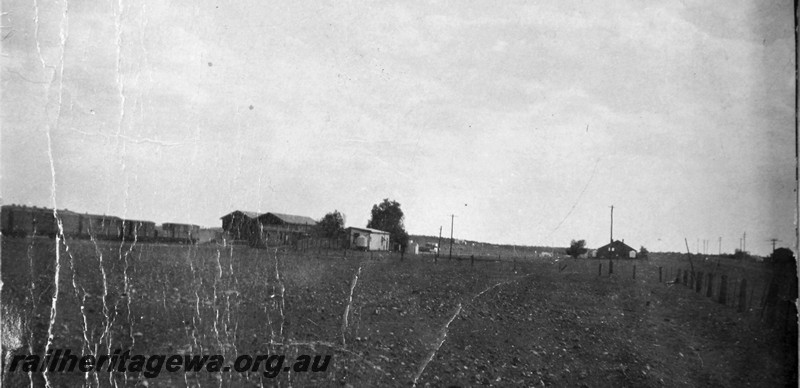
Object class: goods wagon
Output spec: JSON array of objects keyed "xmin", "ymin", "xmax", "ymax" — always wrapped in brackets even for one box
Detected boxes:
[
  {"xmin": 3, "ymin": 204, "xmax": 200, "ymax": 244},
  {"xmin": 1, "ymin": 205, "xmax": 57, "ymax": 237},
  {"xmin": 121, "ymin": 219, "xmax": 156, "ymax": 241},
  {"xmin": 160, "ymin": 223, "xmax": 200, "ymax": 243},
  {"xmin": 59, "ymin": 211, "xmax": 84, "ymax": 237},
  {"xmin": 82, "ymin": 214, "xmax": 123, "ymax": 240}
]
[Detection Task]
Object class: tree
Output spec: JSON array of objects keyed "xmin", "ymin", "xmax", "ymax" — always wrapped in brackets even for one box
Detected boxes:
[
  {"xmin": 732, "ymin": 249, "xmax": 750, "ymax": 261},
  {"xmin": 767, "ymin": 247, "xmax": 795, "ymax": 266},
  {"xmin": 637, "ymin": 246, "xmax": 649, "ymax": 260},
  {"xmin": 318, "ymin": 210, "xmax": 345, "ymax": 238},
  {"xmin": 565, "ymin": 239, "xmax": 587, "ymax": 259},
  {"xmin": 367, "ymin": 199, "xmax": 409, "ymax": 250}
]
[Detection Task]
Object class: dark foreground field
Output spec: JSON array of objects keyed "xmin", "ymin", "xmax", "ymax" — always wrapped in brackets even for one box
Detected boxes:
[{"xmin": 1, "ymin": 237, "xmax": 796, "ymax": 387}]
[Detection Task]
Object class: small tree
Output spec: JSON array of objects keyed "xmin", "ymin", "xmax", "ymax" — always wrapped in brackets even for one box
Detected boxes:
[
  {"xmin": 318, "ymin": 210, "xmax": 345, "ymax": 238},
  {"xmin": 367, "ymin": 199, "xmax": 409, "ymax": 250},
  {"xmin": 565, "ymin": 239, "xmax": 587, "ymax": 259},
  {"xmin": 732, "ymin": 249, "xmax": 750, "ymax": 261},
  {"xmin": 637, "ymin": 246, "xmax": 649, "ymax": 260}
]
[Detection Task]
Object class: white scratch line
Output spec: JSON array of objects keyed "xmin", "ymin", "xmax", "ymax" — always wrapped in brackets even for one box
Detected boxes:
[
  {"xmin": 274, "ymin": 249, "xmax": 286, "ymax": 339},
  {"xmin": 67, "ymin": 128, "xmax": 185, "ymax": 147},
  {"xmin": 341, "ymin": 266, "xmax": 362, "ymax": 347},
  {"xmin": 411, "ymin": 303, "xmax": 463, "ymax": 387},
  {"xmin": 42, "ymin": 1, "xmax": 69, "ymax": 382}
]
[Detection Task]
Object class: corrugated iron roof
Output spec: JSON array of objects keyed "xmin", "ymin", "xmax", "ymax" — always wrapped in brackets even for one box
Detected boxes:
[
  {"xmin": 264, "ymin": 212, "xmax": 318, "ymax": 225},
  {"xmin": 346, "ymin": 226, "xmax": 390, "ymax": 235},
  {"xmin": 598, "ymin": 240, "xmax": 636, "ymax": 251},
  {"xmin": 162, "ymin": 222, "xmax": 201, "ymax": 228},
  {"xmin": 220, "ymin": 211, "xmax": 261, "ymax": 219}
]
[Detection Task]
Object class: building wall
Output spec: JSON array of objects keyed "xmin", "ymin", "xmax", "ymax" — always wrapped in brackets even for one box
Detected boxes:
[
  {"xmin": 368, "ymin": 233, "xmax": 390, "ymax": 251},
  {"xmin": 346, "ymin": 228, "xmax": 390, "ymax": 251},
  {"xmin": 221, "ymin": 212, "xmax": 260, "ymax": 243},
  {"xmin": 257, "ymin": 214, "xmax": 315, "ymax": 246}
]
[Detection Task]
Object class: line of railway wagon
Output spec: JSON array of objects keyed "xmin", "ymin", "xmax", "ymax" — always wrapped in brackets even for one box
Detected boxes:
[{"xmin": 0, "ymin": 204, "xmax": 199, "ymax": 243}]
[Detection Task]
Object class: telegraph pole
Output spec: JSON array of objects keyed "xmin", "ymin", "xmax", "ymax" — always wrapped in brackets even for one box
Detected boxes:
[
  {"xmin": 609, "ymin": 205, "xmax": 614, "ymax": 243},
  {"xmin": 449, "ymin": 214, "xmax": 456, "ymax": 260},
  {"xmin": 436, "ymin": 226, "xmax": 442, "ymax": 262},
  {"xmin": 768, "ymin": 238, "xmax": 780, "ymax": 252},
  {"xmin": 743, "ymin": 232, "xmax": 746, "ymax": 252}
]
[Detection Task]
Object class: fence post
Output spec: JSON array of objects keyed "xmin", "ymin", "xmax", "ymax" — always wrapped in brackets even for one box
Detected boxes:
[
  {"xmin": 658, "ymin": 267, "xmax": 662, "ymax": 283},
  {"xmin": 682, "ymin": 270, "xmax": 688, "ymax": 286},
  {"xmin": 718, "ymin": 275, "xmax": 728, "ymax": 305},
  {"xmin": 599, "ymin": 263, "xmax": 602, "ymax": 277},
  {"xmin": 343, "ymin": 248, "xmax": 347, "ymax": 259},
  {"xmin": 763, "ymin": 281, "xmax": 779, "ymax": 325},
  {"xmin": 471, "ymin": 255, "xmax": 475, "ymax": 267},
  {"xmin": 785, "ymin": 300, "xmax": 796, "ymax": 335},
  {"xmin": 696, "ymin": 271, "xmax": 703, "ymax": 293},
  {"xmin": 706, "ymin": 273, "xmax": 714, "ymax": 298},
  {"xmin": 632, "ymin": 265, "xmax": 636, "ymax": 279},
  {"xmin": 608, "ymin": 260, "xmax": 613, "ymax": 275},
  {"xmin": 737, "ymin": 278, "xmax": 747, "ymax": 313}
]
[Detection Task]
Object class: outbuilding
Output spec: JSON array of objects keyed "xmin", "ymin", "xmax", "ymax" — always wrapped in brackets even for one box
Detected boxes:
[
  {"xmin": 596, "ymin": 240, "xmax": 637, "ymax": 259},
  {"xmin": 220, "ymin": 211, "xmax": 261, "ymax": 244},
  {"xmin": 345, "ymin": 227, "xmax": 390, "ymax": 251},
  {"xmin": 221, "ymin": 210, "xmax": 318, "ymax": 247},
  {"xmin": 257, "ymin": 212, "xmax": 318, "ymax": 245}
]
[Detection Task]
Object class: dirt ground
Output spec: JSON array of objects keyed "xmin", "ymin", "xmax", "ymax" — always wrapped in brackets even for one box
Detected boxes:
[{"xmin": 1, "ymin": 237, "xmax": 796, "ymax": 387}]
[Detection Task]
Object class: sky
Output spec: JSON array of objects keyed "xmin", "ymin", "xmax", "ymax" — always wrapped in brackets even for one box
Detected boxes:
[{"xmin": 1, "ymin": 0, "xmax": 795, "ymax": 256}]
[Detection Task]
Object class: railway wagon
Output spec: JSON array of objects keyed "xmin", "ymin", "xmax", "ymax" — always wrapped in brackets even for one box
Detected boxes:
[
  {"xmin": 83, "ymin": 214, "xmax": 123, "ymax": 240},
  {"xmin": 1, "ymin": 205, "xmax": 57, "ymax": 237},
  {"xmin": 2, "ymin": 205, "xmax": 32, "ymax": 236},
  {"xmin": 59, "ymin": 210, "xmax": 83, "ymax": 237},
  {"xmin": 160, "ymin": 223, "xmax": 200, "ymax": 243},
  {"xmin": 121, "ymin": 219, "xmax": 156, "ymax": 241},
  {"xmin": 58, "ymin": 211, "xmax": 121, "ymax": 240}
]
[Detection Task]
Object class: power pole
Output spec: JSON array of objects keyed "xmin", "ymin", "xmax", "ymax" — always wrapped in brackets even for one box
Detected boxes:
[
  {"xmin": 743, "ymin": 232, "xmax": 746, "ymax": 252},
  {"xmin": 768, "ymin": 238, "xmax": 780, "ymax": 252},
  {"xmin": 449, "ymin": 214, "xmax": 455, "ymax": 260},
  {"xmin": 609, "ymin": 205, "xmax": 614, "ymax": 243},
  {"xmin": 436, "ymin": 226, "xmax": 442, "ymax": 261}
]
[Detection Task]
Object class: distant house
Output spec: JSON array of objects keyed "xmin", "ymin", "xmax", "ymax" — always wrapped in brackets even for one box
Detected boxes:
[
  {"xmin": 345, "ymin": 227, "xmax": 390, "ymax": 251},
  {"xmin": 257, "ymin": 212, "xmax": 317, "ymax": 245},
  {"xmin": 220, "ymin": 210, "xmax": 317, "ymax": 247},
  {"xmin": 220, "ymin": 211, "xmax": 262, "ymax": 244},
  {"xmin": 596, "ymin": 240, "xmax": 637, "ymax": 259}
]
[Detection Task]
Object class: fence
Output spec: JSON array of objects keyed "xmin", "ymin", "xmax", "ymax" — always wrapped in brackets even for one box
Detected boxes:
[
  {"xmin": 279, "ymin": 244, "xmax": 799, "ymax": 335},
  {"xmin": 571, "ymin": 255, "xmax": 798, "ymax": 335}
]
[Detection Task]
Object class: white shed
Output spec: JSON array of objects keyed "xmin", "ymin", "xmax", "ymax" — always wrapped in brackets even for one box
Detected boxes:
[{"xmin": 345, "ymin": 227, "xmax": 391, "ymax": 251}]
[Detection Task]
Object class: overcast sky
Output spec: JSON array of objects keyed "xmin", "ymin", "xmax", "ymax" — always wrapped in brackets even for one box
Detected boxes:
[{"xmin": 2, "ymin": 0, "xmax": 795, "ymax": 255}]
